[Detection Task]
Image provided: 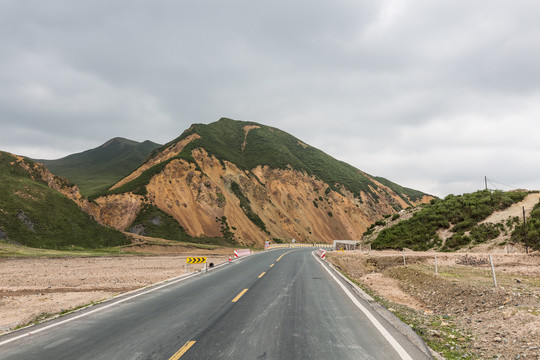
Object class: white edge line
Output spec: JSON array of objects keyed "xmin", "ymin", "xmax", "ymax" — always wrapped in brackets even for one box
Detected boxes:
[
  {"xmin": 0, "ymin": 249, "xmax": 269, "ymax": 347},
  {"xmin": 0, "ymin": 264, "xmax": 205, "ymax": 346},
  {"xmin": 312, "ymin": 252, "xmax": 414, "ymax": 360}
]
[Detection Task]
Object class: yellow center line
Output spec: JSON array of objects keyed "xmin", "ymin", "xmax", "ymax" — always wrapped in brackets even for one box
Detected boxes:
[
  {"xmin": 258, "ymin": 272, "xmax": 266, "ymax": 278},
  {"xmin": 232, "ymin": 288, "xmax": 248, "ymax": 302},
  {"xmin": 276, "ymin": 250, "xmax": 294, "ymax": 262},
  {"xmin": 270, "ymin": 263, "xmax": 274, "ymax": 268},
  {"xmin": 169, "ymin": 340, "xmax": 196, "ymax": 360}
]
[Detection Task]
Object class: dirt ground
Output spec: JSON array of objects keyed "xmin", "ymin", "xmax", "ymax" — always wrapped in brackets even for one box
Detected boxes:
[
  {"xmin": 328, "ymin": 251, "xmax": 540, "ymax": 360},
  {"xmin": 0, "ymin": 254, "xmax": 228, "ymax": 334}
]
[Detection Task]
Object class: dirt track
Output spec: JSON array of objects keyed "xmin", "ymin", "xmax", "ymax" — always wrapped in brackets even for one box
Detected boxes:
[{"xmin": 0, "ymin": 255, "xmax": 227, "ymax": 334}]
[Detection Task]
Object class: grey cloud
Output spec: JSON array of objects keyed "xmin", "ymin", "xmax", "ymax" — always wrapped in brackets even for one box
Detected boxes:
[{"xmin": 1, "ymin": 0, "xmax": 540, "ymax": 196}]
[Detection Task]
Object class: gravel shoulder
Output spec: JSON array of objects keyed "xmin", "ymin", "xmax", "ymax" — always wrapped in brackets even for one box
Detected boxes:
[
  {"xmin": 328, "ymin": 251, "xmax": 540, "ymax": 360},
  {"xmin": 0, "ymin": 254, "xmax": 227, "ymax": 334}
]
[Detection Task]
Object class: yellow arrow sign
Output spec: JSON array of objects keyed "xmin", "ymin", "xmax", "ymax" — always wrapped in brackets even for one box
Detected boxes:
[{"xmin": 186, "ymin": 257, "xmax": 207, "ymax": 264}]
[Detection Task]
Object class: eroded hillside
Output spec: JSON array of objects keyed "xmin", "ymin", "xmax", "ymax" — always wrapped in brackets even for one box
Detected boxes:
[{"xmin": 89, "ymin": 119, "xmax": 433, "ymax": 246}]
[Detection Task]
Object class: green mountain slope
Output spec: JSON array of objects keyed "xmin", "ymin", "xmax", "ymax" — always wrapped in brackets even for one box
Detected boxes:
[
  {"xmin": 113, "ymin": 118, "xmax": 430, "ymax": 204},
  {"xmin": 0, "ymin": 152, "xmax": 129, "ymax": 249},
  {"xmin": 370, "ymin": 189, "xmax": 529, "ymax": 251},
  {"xmin": 37, "ymin": 138, "xmax": 161, "ymax": 196}
]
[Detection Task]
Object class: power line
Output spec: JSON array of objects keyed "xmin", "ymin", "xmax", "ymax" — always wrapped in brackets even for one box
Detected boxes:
[{"xmin": 485, "ymin": 177, "xmax": 520, "ymax": 191}]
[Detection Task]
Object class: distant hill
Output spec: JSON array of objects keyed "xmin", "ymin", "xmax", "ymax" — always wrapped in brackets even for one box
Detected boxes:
[
  {"xmin": 365, "ymin": 189, "xmax": 539, "ymax": 251},
  {"xmin": 88, "ymin": 118, "xmax": 434, "ymax": 246},
  {"xmin": 0, "ymin": 151, "xmax": 129, "ymax": 249},
  {"xmin": 36, "ymin": 138, "xmax": 161, "ymax": 196}
]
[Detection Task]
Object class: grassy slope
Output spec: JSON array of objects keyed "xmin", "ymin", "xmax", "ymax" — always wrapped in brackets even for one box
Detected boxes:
[
  {"xmin": 37, "ymin": 138, "xmax": 161, "ymax": 196},
  {"xmin": 371, "ymin": 190, "xmax": 528, "ymax": 251},
  {"xmin": 113, "ymin": 118, "xmax": 431, "ymax": 204},
  {"xmin": 128, "ymin": 204, "xmax": 238, "ymax": 246},
  {"xmin": 0, "ymin": 152, "xmax": 129, "ymax": 249}
]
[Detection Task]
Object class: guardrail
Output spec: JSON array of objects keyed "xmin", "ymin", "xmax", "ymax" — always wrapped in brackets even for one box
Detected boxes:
[{"xmin": 267, "ymin": 243, "xmax": 333, "ymax": 250}]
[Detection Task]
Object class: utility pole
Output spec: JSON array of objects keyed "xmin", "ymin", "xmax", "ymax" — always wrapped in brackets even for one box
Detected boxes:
[
  {"xmin": 485, "ymin": 176, "xmax": 488, "ymax": 190},
  {"xmin": 523, "ymin": 206, "xmax": 528, "ymax": 254}
]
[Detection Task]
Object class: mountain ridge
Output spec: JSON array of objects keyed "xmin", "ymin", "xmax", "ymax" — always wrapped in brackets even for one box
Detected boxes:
[
  {"xmin": 87, "ymin": 118, "xmax": 434, "ymax": 246},
  {"xmin": 36, "ymin": 137, "xmax": 161, "ymax": 196}
]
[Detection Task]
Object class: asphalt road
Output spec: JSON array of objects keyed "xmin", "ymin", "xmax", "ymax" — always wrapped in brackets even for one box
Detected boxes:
[{"xmin": 0, "ymin": 249, "xmax": 431, "ymax": 360}]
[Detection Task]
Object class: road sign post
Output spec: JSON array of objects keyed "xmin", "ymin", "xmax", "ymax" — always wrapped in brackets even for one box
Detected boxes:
[{"xmin": 186, "ymin": 257, "xmax": 207, "ymax": 273}]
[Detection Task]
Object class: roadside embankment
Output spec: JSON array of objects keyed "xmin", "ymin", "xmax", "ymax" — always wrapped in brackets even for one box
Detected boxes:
[{"xmin": 327, "ymin": 250, "xmax": 540, "ymax": 360}]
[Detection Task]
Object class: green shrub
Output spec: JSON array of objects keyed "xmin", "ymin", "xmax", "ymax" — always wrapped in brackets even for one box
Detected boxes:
[
  {"xmin": 372, "ymin": 190, "xmax": 526, "ymax": 251},
  {"xmin": 442, "ymin": 233, "xmax": 471, "ymax": 251},
  {"xmin": 230, "ymin": 181, "xmax": 268, "ymax": 233},
  {"xmin": 469, "ymin": 223, "xmax": 500, "ymax": 244}
]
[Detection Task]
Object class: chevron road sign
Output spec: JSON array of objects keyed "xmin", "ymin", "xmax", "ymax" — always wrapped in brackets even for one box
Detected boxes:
[{"xmin": 186, "ymin": 257, "xmax": 207, "ymax": 264}]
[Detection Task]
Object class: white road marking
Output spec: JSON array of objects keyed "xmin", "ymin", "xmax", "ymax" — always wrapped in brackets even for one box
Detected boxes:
[
  {"xmin": 312, "ymin": 252, "xmax": 414, "ymax": 360},
  {"xmin": 0, "ymin": 271, "xmax": 200, "ymax": 347}
]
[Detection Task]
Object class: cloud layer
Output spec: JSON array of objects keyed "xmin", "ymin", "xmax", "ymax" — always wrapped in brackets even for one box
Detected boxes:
[{"xmin": 1, "ymin": 0, "xmax": 540, "ymax": 196}]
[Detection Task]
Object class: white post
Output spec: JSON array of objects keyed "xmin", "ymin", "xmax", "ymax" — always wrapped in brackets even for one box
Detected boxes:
[
  {"xmin": 205, "ymin": 262, "xmax": 208, "ymax": 273},
  {"xmin": 402, "ymin": 250, "xmax": 406, "ymax": 266},
  {"xmin": 435, "ymin": 254, "xmax": 438, "ymax": 275},
  {"xmin": 489, "ymin": 254, "xmax": 497, "ymax": 287}
]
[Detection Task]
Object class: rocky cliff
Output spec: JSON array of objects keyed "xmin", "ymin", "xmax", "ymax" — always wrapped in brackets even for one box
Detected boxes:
[{"xmin": 89, "ymin": 118, "xmax": 433, "ymax": 246}]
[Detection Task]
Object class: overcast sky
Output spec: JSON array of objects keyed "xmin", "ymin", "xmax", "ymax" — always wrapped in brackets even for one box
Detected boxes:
[{"xmin": 1, "ymin": 1, "xmax": 540, "ymax": 197}]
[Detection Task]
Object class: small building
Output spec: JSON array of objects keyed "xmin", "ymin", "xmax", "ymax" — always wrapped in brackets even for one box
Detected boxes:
[{"xmin": 332, "ymin": 240, "xmax": 360, "ymax": 251}]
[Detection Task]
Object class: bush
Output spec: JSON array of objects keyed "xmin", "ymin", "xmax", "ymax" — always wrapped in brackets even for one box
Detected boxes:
[
  {"xmin": 512, "ymin": 209, "xmax": 540, "ymax": 251},
  {"xmin": 372, "ymin": 190, "xmax": 526, "ymax": 251},
  {"xmin": 230, "ymin": 181, "xmax": 268, "ymax": 234},
  {"xmin": 469, "ymin": 223, "xmax": 500, "ymax": 244},
  {"xmin": 442, "ymin": 233, "xmax": 471, "ymax": 251}
]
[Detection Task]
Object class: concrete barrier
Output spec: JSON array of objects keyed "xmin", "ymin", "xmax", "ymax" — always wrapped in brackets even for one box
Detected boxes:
[
  {"xmin": 317, "ymin": 249, "xmax": 326, "ymax": 260},
  {"xmin": 234, "ymin": 249, "xmax": 251, "ymax": 258}
]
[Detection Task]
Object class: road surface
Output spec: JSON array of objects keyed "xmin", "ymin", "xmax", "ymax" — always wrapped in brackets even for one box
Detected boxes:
[{"xmin": 0, "ymin": 248, "xmax": 431, "ymax": 359}]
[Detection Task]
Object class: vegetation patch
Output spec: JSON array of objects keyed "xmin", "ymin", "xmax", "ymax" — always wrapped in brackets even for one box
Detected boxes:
[
  {"xmin": 217, "ymin": 216, "xmax": 236, "ymax": 242},
  {"xmin": 511, "ymin": 198, "xmax": 540, "ymax": 251},
  {"xmin": 230, "ymin": 181, "xmax": 268, "ymax": 233},
  {"xmin": 128, "ymin": 204, "xmax": 191, "ymax": 241},
  {"xmin": 126, "ymin": 205, "xmax": 235, "ymax": 246},
  {"xmin": 0, "ymin": 152, "xmax": 129, "ymax": 249},
  {"xmin": 372, "ymin": 190, "xmax": 527, "ymax": 251}
]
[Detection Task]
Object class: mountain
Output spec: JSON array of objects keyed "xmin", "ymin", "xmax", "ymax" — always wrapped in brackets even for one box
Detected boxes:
[
  {"xmin": 0, "ymin": 151, "xmax": 129, "ymax": 249},
  {"xmin": 36, "ymin": 137, "xmax": 161, "ymax": 196},
  {"xmin": 88, "ymin": 118, "xmax": 434, "ymax": 246}
]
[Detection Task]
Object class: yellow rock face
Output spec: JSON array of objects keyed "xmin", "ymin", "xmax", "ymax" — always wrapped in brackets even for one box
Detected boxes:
[{"xmin": 90, "ymin": 146, "xmax": 432, "ymax": 246}]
